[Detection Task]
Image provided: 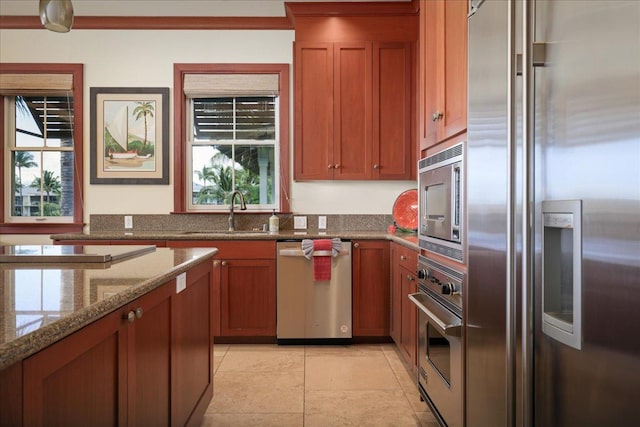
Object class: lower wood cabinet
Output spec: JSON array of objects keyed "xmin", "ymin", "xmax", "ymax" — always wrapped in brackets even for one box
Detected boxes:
[
  {"xmin": 168, "ymin": 240, "xmax": 276, "ymax": 339},
  {"xmin": 352, "ymin": 240, "xmax": 390, "ymax": 337},
  {"xmin": 390, "ymin": 242, "xmax": 418, "ymax": 368},
  {"xmin": 18, "ymin": 260, "xmax": 213, "ymax": 427}
]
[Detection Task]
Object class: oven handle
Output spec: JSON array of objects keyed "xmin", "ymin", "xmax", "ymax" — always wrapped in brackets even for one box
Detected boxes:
[{"xmin": 409, "ymin": 292, "xmax": 462, "ymax": 337}]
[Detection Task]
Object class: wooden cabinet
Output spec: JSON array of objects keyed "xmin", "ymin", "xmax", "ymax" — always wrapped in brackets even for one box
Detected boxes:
[
  {"xmin": 168, "ymin": 240, "xmax": 276, "ymax": 339},
  {"xmin": 352, "ymin": 240, "xmax": 390, "ymax": 337},
  {"xmin": 19, "ymin": 261, "xmax": 213, "ymax": 427},
  {"xmin": 419, "ymin": 0, "xmax": 468, "ymax": 151},
  {"xmin": 295, "ymin": 41, "xmax": 414, "ymax": 180},
  {"xmin": 390, "ymin": 242, "xmax": 418, "ymax": 368}
]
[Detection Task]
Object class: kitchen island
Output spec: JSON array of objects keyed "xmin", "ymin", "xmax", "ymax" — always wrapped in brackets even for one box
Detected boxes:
[{"xmin": 0, "ymin": 245, "xmax": 217, "ymax": 426}]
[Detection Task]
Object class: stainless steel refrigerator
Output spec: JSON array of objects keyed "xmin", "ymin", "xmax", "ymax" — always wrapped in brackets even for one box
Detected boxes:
[{"xmin": 466, "ymin": 1, "xmax": 640, "ymax": 426}]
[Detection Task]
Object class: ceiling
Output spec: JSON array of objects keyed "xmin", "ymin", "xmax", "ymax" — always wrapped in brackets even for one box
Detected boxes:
[{"xmin": 0, "ymin": 0, "xmax": 411, "ymax": 18}]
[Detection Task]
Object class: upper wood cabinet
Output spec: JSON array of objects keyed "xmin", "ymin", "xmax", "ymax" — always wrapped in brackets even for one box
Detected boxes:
[
  {"xmin": 294, "ymin": 41, "xmax": 414, "ymax": 181},
  {"xmin": 420, "ymin": 0, "xmax": 468, "ymax": 151}
]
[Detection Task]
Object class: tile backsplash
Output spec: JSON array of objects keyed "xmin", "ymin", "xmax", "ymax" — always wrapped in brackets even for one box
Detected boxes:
[{"xmin": 89, "ymin": 213, "xmax": 394, "ymax": 233}]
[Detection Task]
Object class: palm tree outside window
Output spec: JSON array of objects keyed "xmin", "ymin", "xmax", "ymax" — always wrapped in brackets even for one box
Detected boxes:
[
  {"xmin": 8, "ymin": 95, "xmax": 74, "ymax": 219},
  {"xmin": 187, "ymin": 96, "xmax": 278, "ymax": 211}
]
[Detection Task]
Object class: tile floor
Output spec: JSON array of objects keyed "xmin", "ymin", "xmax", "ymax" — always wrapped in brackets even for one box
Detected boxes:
[{"xmin": 200, "ymin": 343, "xmax": 439, "ymax": 427}]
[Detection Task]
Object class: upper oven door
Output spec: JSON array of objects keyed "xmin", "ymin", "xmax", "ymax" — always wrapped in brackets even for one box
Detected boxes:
[{"xmin": 419, "ymin": 161, "xmax": 461, "ymax": 242}]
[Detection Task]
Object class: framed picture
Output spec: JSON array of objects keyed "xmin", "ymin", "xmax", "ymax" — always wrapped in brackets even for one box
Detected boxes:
[{"xmin": 90, "ymin": 87, "xmax": 169, "ymax": 184}]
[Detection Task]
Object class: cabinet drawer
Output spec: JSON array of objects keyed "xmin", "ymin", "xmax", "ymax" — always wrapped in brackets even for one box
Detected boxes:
[{"xmin": 394, "ymin": 243, "xmax": 417, "ymax": 272}]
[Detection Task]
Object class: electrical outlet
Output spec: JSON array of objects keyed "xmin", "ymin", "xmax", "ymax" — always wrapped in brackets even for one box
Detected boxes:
[
  {"xmin": 176, "ymin": 273, "xmax": 186, "ymax": 293},
  {"xmin": 318, "ymin": 216, "xmax": 327, "ymax": 229},
  {"xmin": 294, "ymin": 216, "xmax": 307, "ymax": 229},
  {"xmin": 124, "ymin": 215, "xmax": 133, "ymax": 229}
]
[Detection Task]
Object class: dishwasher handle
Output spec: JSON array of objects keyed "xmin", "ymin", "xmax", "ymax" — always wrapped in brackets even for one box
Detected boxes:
[{"xmin": 278, "ymin": 248, "xmax": 349, "ymax": 257}]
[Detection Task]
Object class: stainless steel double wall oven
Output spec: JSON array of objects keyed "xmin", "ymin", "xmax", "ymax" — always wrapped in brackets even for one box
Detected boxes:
[
  {"xmin": 413, "ymin": 142, "xmax": 466, "ymax": 426},
  {"xmin": 410, "ymin": 256, "xmax": 464, "ymax": 427}
]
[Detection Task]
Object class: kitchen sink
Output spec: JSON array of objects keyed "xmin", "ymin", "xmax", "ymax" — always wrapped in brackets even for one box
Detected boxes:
[{"xmin": 179, "ymin": 230, "xmax": 267, "ymax": 235}]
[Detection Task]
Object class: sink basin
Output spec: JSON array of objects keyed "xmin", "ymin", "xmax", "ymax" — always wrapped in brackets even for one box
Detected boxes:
[{"xmin": 182, "ymin": 230, "xmax": 267, "ymax": 236}]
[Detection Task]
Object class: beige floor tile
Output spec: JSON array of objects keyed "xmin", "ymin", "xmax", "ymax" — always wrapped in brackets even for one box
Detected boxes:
[
  {"xmin": 208, "ymin": 371, "xmax": 304, "ymax": 414},
  {"xmin": 305, "ymin": 352, "xmax": 401, "ymax": 391},
  {"xmin": 199, "ymin": 413, "xmax": 303, "ymax": 427},
  {"xmin": 382, "ymin": 351, "xmax": 428, "ymax": 413},
  {"xmin": 213, "ymin": 343, "xmax": 229, "ymax": 374},
  {"xmin": 304, "ymin": 343, "xmax": 385, "ymax": 357},
  {"xmin": 304, "ymin": 389, "xmax": 422, "ymax": 427},
  {"xmin": 218, "ymin": 344, "xmax": 304, "ymax": 373},
  {"xmin": 415, "ymin": 411, "xmax": 440, "ymax": 427}
]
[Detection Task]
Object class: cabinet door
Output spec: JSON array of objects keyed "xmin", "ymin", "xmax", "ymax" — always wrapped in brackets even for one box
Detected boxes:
[
  {"xmin": 441, "ymin": 0, "xmax": 468, "ymax": 141},
  {"xmin": 390, "ymin": 245, "xmax": 403, "ymax": 345},
  {"xmin": 373, "ymin": 42, "xmax": 413, "ymax": 180},
  {"xmin": 220, "ymin": 259, "xmax": 276, "ymax": 336},
  {"xmin": 334, "ymin": 42, "xmax": 372, "ymax": 180},
  {"xmin": 172, "ymin": 261, "xmax": 214, "ymax": 426},
  {"xmin": 352, "ymin": 240, "xmax": 390, "ymax": 336},
  {"xmin": 420, "ymin": 0, "xmax": 441, "ymax": 150},
  {"xmin": 294, "ymin": 42, "xmax": 334, "ymax": 180},
  {"xmin": 127, "ymin": 282, "xmax": 173, "ymax": 426},
  {"xmin": 399, "ymin": 268, "xmax": 418, "ymax": 367},
  {"xmin": 419, "ymin": 0, "xmax": 467, "ymax": 151},
  {"xmin": 22, "ymin": 308, "xmax": 128, "ymax": 427}
]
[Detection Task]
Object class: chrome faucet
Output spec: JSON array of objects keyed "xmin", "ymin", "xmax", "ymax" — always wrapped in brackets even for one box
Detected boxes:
[{"xmin": 228, "ymin": 190, "xmax": 247, "ymax": 231}]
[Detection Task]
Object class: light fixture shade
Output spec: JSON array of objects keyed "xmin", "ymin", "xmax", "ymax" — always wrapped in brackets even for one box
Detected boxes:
[{"xmin": 39, "ymin": 0, "xmax": 74, "ymax": 33}]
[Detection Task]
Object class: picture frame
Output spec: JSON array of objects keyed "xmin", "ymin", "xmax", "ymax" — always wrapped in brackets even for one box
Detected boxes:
[{"xmin": 90, "ymin": 87, "xmax": 169, "ymax": 184}]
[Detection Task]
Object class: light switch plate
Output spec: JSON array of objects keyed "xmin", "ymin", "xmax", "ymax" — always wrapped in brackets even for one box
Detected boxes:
[
  {"xmin": 294, "ymin": 216, "xmax": 307, "ymax": 229},
  {"xmin": 318, "ymin": 216, "xmax": 327, "ymax": 229},
  {"xmin": 124, "ymin": 215, "xmax": 133, "ymax": 229}
]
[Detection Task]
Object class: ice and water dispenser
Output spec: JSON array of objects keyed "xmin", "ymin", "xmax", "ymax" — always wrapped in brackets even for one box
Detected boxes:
[{"xmin": 542, "ymin": 200, "xmax": 582, "ymax": 350}]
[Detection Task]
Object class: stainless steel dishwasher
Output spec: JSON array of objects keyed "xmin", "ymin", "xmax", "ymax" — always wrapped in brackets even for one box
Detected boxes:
[{"xmin": 276, "ymin": 240, "xmax": 352, "ymax": 344}]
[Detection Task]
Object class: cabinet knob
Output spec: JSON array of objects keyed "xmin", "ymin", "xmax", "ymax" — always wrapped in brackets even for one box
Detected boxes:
[
  {"xmin": 400, "ymin": 255, "xmax": 407, "ymax": 261},
  {"xmin": 126, "ymin": 310, "xmax": 135, "ymax": 323},
  {"xmin": 354, "ymin": 242, "xmax": 360, "ymax": 249},
  {"xmin": 213, "ymin": 260, "xmax": 220, "ymax": 267},
  {"xmin": 407, "ymin": 275, "xmax": 415, "ymax": 281},
  {"xmin": 327, "ymin": 164, "xmax": 334, "ymax": 169},
  {"xmin": 221, "ymin": 261, "xmax": 227, "ymax": 266},
  {"xmin": 135, "ymin": 307, "xmax": 143, "ymax": 319},
  {"xmin": 373, "ymin": 164, "xmax": 380, "ymax": 169},
  {"xmin": 432, "ymin": 111, "xmax": 443, "ymax": 122},
  {"xmin": 334, "ymin": 164, "xmax": 340, "ymax": 169}
]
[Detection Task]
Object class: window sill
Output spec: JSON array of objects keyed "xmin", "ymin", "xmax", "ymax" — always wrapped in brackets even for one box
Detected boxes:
[{"xmin": 0, "ymin": 223, "xmax": 84, "ymax": 235}]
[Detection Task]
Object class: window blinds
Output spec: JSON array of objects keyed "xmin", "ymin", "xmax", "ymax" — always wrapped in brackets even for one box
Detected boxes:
[
  {"xmin": 183, "ymin": 73, "xmax": 279, "ymax": 97},
  {"xmin": 0, "ymin": 73, "xmax": 74, "ymax": 95}
]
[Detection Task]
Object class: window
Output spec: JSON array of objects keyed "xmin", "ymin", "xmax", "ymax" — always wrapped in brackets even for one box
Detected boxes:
[
  {"xmin": 174, "ymin": 64, "xmax": 290, "ymax": 213},
  {"xmin": 1, "ymin": 64, "xmax": 84, "ymax": 234}
]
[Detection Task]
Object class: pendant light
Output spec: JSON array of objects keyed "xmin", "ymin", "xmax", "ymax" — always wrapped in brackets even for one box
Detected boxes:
[{"xmin": 39, "ymin": 0, "xmax": 74, "ymax": 33}]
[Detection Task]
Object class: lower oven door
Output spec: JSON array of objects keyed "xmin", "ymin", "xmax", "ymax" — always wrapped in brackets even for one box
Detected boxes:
[{"xmin": 409, "ymin": 292, "xmax": 463, "ymax": 427}]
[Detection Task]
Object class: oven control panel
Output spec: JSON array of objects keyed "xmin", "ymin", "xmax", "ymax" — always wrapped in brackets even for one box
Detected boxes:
[{"xmin": 417, "ymin": 255, "xmax": 464, "ymax": 316}]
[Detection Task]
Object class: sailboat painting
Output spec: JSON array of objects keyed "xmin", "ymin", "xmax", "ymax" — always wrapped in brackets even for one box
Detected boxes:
[
  {"xmin": 103, "ymin": 100, "xmax": 156, "ymax": 171},
  {"xmin": 90, "ymin": 87, "xmax": 169, "ymax": 185}
]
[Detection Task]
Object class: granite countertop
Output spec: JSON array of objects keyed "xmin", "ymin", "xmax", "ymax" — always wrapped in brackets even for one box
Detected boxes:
[
  {"xmin": 51, "ymin": 230, "xmax": 420, "ymax": 250},
  {"xmin": 0, "ymin": 246, "xmax": 217, "ymax": 370}
]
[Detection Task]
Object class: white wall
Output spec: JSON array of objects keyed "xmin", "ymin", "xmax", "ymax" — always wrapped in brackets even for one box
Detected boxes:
[{"xmin": 0, "ymin": 27, "xmax": 416, "ymax": 229}]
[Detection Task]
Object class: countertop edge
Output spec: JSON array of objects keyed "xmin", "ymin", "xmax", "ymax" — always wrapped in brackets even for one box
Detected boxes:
[
  {"xmin": 50, "ymin": 231, "xmax": 420, "ymax": 250},
  {"xmin": 0, "ymin": 248, "xmax": 217, "ymax": 371}
]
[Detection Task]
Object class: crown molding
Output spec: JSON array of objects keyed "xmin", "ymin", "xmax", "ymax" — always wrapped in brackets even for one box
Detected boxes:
[{"xmin": 0, "ymin": 15, "xmax": 293, "ymax": 30}]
